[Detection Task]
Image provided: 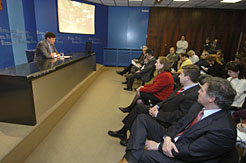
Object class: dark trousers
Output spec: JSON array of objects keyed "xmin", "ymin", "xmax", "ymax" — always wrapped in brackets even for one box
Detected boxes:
[
  {"xmin": 127, "ymin": 73, "xmax": 141, "ymax": 89},
  {"xmin": 125, "ymin": 114, "xmax": 169, "ymax": 162},
  {"xmin": 122, "ymin": 104, "xmax": 150, "ymax": 130},
  {"xmin": 140, "ymin": 91, "xmax": 161, "ymax": 106},
  {"xmin": 121, "ymin": 64, "xmax": 133, "ymax": 74}
]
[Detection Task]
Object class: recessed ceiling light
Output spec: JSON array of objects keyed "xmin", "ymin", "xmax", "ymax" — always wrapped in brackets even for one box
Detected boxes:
[
  {"xmin": 221, "ymin": 0, "xmax": 242, "ymax": 3},
  {"xmin": 173, "ymin": 0, "xmax": 189, "ymax": 1}
]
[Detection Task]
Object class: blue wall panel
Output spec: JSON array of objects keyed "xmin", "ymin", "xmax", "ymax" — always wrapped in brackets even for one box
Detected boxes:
[
  {"xmin": 22, "ymin": 0, "xmax": 38, "ymax": 50},
  {"xmin": 107, "ymin": 7, "xmax": 149, "ymax": 49},
  {"xmin": 108, "ymin": 7, "xmax": 128, "ymax": 48},
  {"xmin": 0, "ymin": 0, "xmax": 14, "ymax": 68},
  {"xmin": 127, "ymin": 8, "xmax": 149, "ymax": 49}
]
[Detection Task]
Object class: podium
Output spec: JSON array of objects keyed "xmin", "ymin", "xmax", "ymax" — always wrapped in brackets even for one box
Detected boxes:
[{"xmin": 0, "ymin": 52, "xmax": 96, "ymax": 125}]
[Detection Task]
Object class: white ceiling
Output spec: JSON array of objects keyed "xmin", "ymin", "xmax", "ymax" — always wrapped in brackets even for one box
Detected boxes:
[{"xmin": 85, "ymin": 0, "xmax": 246, "ymax": 9}]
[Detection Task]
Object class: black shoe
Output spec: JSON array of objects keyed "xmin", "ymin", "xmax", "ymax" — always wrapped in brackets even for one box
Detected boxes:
[
  {"xmin": 121, "ymin": 81, "xmax": 127, "ymax": 84},
  {"xmin": 116, "ymin": 71, "xmax": 123, "ymax": 76},
  {"xmin": 108, "ymin": 130, "xmax": 127, "ymax": 139},
  {"xmin": 120, "ymin": 138, "xmax": 128, "ymax": 147},
  {"xmin": 124, "ymin": 88, "xmax": 133, "ymax": 91},
  {"xmin": 119, "ymin": 107, "xmax": 131, "ymax": 113}
]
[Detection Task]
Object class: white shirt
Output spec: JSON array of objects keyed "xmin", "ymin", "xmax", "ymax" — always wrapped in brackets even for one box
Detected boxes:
[
  {"xmin": 189, "ymin": 55, "xmax": 199, "ymax": 64},
  {"xmin": 227, "ymin": 77, "xmax": 246, "ymax": 107},
  {"xmin": 176, "ymin": 40, "xmax": 188, "ymax": 54}
]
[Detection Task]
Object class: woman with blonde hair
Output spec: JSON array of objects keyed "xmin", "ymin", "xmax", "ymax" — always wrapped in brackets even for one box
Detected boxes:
[{"xmin": 119, "ymin": 56, "xmax": 174, "ymax": 113}]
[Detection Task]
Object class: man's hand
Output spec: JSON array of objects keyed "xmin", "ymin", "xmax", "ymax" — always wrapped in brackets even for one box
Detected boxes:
[
  {"xmin": 136, "ymin": 70, "xmax": 140, "ymax": 73},
  {"xmin": 51, "ymin": 52, "xmax": 56, "ymax": 58},
  {"xmin": 162, "ymin": 136, "xmax": 179, "ymax": 158},
  {"xmin": 145, "ymin": 140, "xmax": 159, "ymax": 150},
  {"xmin": 149, "ymin": 106, "xmax": 158, "ymax": 117}
]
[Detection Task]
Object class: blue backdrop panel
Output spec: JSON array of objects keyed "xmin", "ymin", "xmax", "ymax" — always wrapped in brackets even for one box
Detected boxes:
[
  {"xmin": 103, "ymin": 48, "xmax": 142, "ymax": 66},
  {"xmin": 0, "ymin": 0, "xmax": 14, "ymax": 68},
  {"xmin": 108, "ymin": 7, "xmax": 128, "ymax": 48},
  {"xmin": 22, "ymin": 0, "xmax": 38, "ymax": 50},
  {"xmin": 107, "ymin": 7, "xmax": 149, "ymax": 49},
  {"xmin": 127, "ymin": 8, "xmax": 149, "ymax": 49},
  {"xmin": 104, "ymin": 49, "xmax": 117, "ymax": 66},
  {"xmin": 118, "ymin": 50, "xmax": 131, "ymax": 66}
]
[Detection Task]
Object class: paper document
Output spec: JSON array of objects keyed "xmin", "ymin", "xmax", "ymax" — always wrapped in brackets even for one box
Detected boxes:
[
  {"xmin": 63, "ymin": 56, "xmax": 72, "ymax": 59},
  {"xmin": 132, "ymin": 60, "xmax": 140, "ymax": 68}
]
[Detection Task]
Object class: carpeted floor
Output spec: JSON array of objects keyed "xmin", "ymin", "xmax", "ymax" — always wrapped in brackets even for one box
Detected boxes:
[{"xmin": 24, "ymin": 67, "xmax": 140, "ymax": 163}]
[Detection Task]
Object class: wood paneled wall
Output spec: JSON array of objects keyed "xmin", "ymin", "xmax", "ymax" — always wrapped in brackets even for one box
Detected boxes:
[{"xmin": 147, "ymin": 8, "xmax": 246, "ymax": 62}]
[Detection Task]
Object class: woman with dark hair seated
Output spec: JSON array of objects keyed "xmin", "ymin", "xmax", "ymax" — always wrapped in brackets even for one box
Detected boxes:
[
  {"xmin": 226, "ymin": 61, "xmax": 246, "ymax": 109},
  {"xmin": 119, "ymin": 57, "xmax": 174, "ymax": 113}
]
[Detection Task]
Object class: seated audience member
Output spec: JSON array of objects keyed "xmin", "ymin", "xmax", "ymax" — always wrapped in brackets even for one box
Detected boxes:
[
  {"xmin": 203, "ymin": 55, "xmax": 227, "ymax": 78},
  {"xmin": 195, "ymin": 51, "xmax": 210, "ymax": 72},
  {"xmin": 187, "ymin": 50, "xmax": 199, "ymax": 64},
  {"xmin": 235, "ymin": 53, "xmax": 246, "ymax": 72},
  {"xmin": 108, "ymin": 65, "xmax": 200, "ymax": 146},
  {"xmin": 210, "ymin": 39, "xmax": 221, "ymax": 54},
  {"xmin": 172, "ymin": 53, "xmax": 192, "ymax": 75},
  {"xmin": 176, "ymin": 35, "xmax": 188, "ymax": 54},
  {"xmin": 236, "ymin": 122, "xmax": 246, "ymax": 153},
  {"xmin": 120, "ymin": 77, "xmax": 237, "ymax": 163},
  {"xmin": 34, "ymin": 32, "xmax": 60, "ymax": 61},
  {"xmin": 123, "ymin": 49, "xmax": 156, "ymax": 91},
  {"xmin": 226, "ymin": 61, "xmax": 246, "ymax": 109},
  {"xmin": 172, "ymin": 53, "xmax": 192, "ymax": 84},
  {"xmin": 166, "ymin": 47, "xmax": 178, "ymax": 67},
  {"xmin": 216, "ymin": 50, "xmax": 225, "ymax": 65},
  {"xmin": 202, "ymin": 37, "xmax": 212, "ymax": 52},
  {"xmin": 116, "ymin": 46, "xmax": 147, "ymax": 76},
  {"xmin": 119, "ymin": 57, "xmax": 174, "ymax": 113}
]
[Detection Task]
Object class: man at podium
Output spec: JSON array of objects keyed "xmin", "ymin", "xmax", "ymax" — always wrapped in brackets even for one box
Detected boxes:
[{"xmin": 34, "ymin": 32, "xmax": 60, "ymax": 61}]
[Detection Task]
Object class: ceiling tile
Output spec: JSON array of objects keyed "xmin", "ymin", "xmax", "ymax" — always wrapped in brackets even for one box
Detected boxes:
[
  {"xmin": 116, "ymin": 3, "xmax": 128, "ymax": 6},
  {"xmin": 85, "ymin": 0, "xmax": 246, "ymax": 9}
]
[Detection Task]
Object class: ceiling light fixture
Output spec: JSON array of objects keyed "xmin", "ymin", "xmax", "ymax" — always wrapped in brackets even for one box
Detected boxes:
[
  {"xmin": 221, "ymin": 0, "xmax": 242, "ymax": 3},
  {"xmin": 155, "ymin": 0, "xmax": 163, "ymax": 4}
]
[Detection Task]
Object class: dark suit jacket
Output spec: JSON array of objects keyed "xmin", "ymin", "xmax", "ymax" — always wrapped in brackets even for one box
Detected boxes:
[
  {"xmin": 136, "ymin": 52, "xmax": 145, "ymax": 65},
  {"xmin": 156, "ymin": 85, "xmax": 200, "ymax": 128},
  {"xmin": 164, "ymin": 102, "xmax": 237, "ymax": 163},
  {"xmin": 35, "ymin": 39, "xmax": 58, "ymax": 61},
  {"xmin": 139, "ymin": 57, "xmax": 156, "ymax": 82}
]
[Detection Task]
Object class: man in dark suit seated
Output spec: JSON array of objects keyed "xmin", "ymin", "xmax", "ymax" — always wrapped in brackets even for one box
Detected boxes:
[
  {"xmin": 34, "ymin": 32, "xmax": 60, "ymax": 61},
  {"xmin": 123, "ymin": 49, "xmax": 156, "ymax": 91},
  {"xmin": 119, "ymin": 77, "xmax": 237, "ymax": 163},
  {"xmin": 108, "ymin": 65, "xmax": 200, "ymax": 146},
  {"xmin": 116, "ymin": 46, "xmax": 147, "ymax": 76}
]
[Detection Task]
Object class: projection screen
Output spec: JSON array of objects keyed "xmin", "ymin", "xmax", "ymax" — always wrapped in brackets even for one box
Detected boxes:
[{"xmin": 58, "ymin": 0, "xmax": 95, "ymax": 35}]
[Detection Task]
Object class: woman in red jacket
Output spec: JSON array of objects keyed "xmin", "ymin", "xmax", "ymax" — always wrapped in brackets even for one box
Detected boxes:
[{"xmin": 119, "ymin": 56, "xmax": 174, "ymax": 113}]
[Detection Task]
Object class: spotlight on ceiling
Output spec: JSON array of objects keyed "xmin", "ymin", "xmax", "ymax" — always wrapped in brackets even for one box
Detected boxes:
[{"xmin": 155, "ymin": 0, "xmax": 163, "ymax": 4}]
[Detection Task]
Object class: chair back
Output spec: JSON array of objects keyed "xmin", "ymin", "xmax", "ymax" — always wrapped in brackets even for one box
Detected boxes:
[{"xmin": 25, "ymin": 49, "xmax": 36, "ymax": 63}]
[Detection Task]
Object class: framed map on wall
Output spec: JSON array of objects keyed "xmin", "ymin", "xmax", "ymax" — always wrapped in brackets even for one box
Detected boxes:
[{"xmin": 0, "ymin": 0, "xmax": 2, "ymax": 10}]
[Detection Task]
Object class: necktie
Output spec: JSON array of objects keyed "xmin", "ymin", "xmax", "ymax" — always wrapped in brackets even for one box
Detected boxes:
[
  {"xmin": 175, "ymin": 110, "xmax": 204, "ymax": 137},
  {"xmin": 48, "ymin": 43, "xmax": 53, "ymax": 53},
  {"xmin": 175, "ymin": 87, "xmax": 184, "ymax": 96}
]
